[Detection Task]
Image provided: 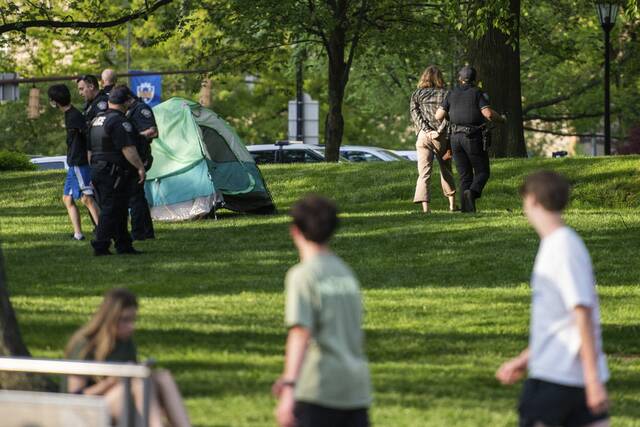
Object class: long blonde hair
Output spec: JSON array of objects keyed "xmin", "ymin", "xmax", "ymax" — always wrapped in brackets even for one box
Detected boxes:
[
  {"xmin": 65, "ymin": 288, "xmax": 138, "ymax": 361},
  {"xmin": 417, "ymin": 65, "xmax": 445, "ymax": 89}
]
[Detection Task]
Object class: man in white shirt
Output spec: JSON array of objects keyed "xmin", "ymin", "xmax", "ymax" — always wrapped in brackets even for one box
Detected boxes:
[{"xmin": 496, "ymin": 171, "xmax": 609, "ymax": 427}]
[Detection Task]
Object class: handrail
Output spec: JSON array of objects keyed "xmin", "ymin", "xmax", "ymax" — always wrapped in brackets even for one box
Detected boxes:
[{"xmin": 0, "ymin": 356, "xmax": 151, "ymax": 378}]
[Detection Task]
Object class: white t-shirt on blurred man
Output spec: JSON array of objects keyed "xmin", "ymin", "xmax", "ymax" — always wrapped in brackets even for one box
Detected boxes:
[{"xmin": 528, "ymin": 226, "xmax": 609, "ymax": 387}]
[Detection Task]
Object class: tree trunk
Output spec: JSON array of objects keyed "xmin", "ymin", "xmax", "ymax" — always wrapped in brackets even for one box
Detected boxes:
[
  {"xmin": 324, "ymin": 12, "xmax": 348, "ymax": 162},
  {"xmin": 0, "ymin": 246, "xmax": 30, "ymax": 357},
  {"xmin": 0, "ymin": 245, "xmax": 51, "ymax": 391},
  {"xmin": 468, "ymin": 0, "xmax": 527, "ymax": 157}
]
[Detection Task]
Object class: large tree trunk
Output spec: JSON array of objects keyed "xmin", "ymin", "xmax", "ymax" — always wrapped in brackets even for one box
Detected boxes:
[
  {"xmin": 468, "ymin": 0, "xmax": 527, "ymax": 157},
  {"xmin": 0, "ymin": 246, "xmax": 30, "ymax": 357},
  {"xmin": 324, "ymin": 7, "xmax": 348, "ymax": 162}
]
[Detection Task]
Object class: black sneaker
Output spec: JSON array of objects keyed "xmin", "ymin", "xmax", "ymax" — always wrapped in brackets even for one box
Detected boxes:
[
  {"xmin": 463, "ymin": 190, "xmax": 476, "ymax": 213},
  {"xmin": 72, "ymin": 234, "xmax": 85, "ymax": 241}
]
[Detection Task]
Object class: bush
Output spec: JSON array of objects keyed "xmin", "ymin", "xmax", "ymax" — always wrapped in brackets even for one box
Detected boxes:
[{"xmin": 0, "ymin": 151, "xmax": 36, "ymax": 171}]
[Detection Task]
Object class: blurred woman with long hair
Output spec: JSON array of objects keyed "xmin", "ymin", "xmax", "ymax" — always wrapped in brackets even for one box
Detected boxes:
[
  {"xmin": 65, "ymin": 288, "xmax": 191, "ymax": 427},
  {"xmin": 410, "ymin": 65, "xmax": 457, "ymax": 213}
]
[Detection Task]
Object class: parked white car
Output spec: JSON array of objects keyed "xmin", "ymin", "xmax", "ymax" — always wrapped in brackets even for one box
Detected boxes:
[
  {"xmin": 338, "ymin": 145, "xmax": 407, "ymax": 162},
  {"xmin": 392, "ymin": 150, "xmax": 418, "ymax": 161},
  {"xmin": 29, "ymin": 155, "xmax": 69, "ymax": 170},
  {"xmin": 246, "ymin": 143, "xmax": 329, "ymax": 164}
]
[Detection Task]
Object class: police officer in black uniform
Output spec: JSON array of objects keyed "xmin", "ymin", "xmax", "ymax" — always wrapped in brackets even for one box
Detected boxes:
[
  {"xmin": 77, "ymin": 74, "xmax": 109, "ymax": 125},
  {"xmin": 88, "ymin": 85, "xmax": 146, "ymax": 256},
  {"xmin": 124, "ymin": 89, "xmax": 158, "ymax": 240},
  {"xmin": 435, "ymin": 66, "xmax": 505, "ymax": 213}
]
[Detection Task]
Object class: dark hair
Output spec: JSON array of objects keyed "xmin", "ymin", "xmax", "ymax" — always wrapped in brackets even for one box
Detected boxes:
[
  {"xmin": 47, "ymin": 84, "xmax": 71, "ymax": 106},
  {"xmin": 290, "ymin": 195, "xmax": 339, "ymax": 244},
  {"xmin": 519, "ymin": 170, "xmax": 570, "ymax": 212},
  {"xmin": 108, "ymin": 85, "xmax": 134, "ymax": 104},
  {"xmin": 76, "ymin": 74, "xmax": 100, "ymax": 90}
]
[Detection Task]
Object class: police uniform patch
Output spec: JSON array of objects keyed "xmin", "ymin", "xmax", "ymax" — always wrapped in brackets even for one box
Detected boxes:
[
  {"xmin": 141, "ymin": 109, "xmax": 152, "ymax": 118},
  {"xmin": 122, "ymin": 122, "xmax": 133, "ymax": 132},
  {"xmin": 97, "ymin": 101, "xmax": 108, "ymax": 110}
]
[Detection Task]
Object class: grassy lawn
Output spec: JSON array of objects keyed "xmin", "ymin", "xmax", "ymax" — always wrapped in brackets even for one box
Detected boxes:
[{"xmin": 1, "ymin": 156, "xmax": 639, "ymax": 426}]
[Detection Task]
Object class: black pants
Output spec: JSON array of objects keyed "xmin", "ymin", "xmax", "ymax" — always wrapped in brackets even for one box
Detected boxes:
[
  {"xmin": 294, "ymin": 402, "xmax": 369, "ymax": 427},
  {"xmin": 519, "ymin": 379, "xmax": 609, "ymax": 427},
  {"xmin": 451, "ymin": 132, "xmax": 490, "ymax": 200},
  {"xmin": 128, "ymin": 178, "xmax": 154, "ymax": 240},
  {"xmin": 91, "ymin": 165, "xmax": 134, "ymax": 252}
]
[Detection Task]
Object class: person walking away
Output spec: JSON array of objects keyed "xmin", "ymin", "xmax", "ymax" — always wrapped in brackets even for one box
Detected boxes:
[
  {"xmin": 77, "ymin": 74, "xmax": 109, "ymax": 125},
  {"xmin": 273, "ymin": 195, "xmax": 372, "ymax": 427},
  {"xmin": 88, "ymin": 85, "xmax": 146, "ymax": 256},
  {"xmin": 496, "ymin": 171, "xmax": 610, "ymax": 427},
  {"xmin": 47, "ymin": 84, "xmax": 100, "ymax": 240},
  {"xmin": 65, "ymin": 288, "xmax": 191, "ymax": 427},
  {"xmin": 435, "ymin": 66, "xmax": 505, "ymax": 213},
  {"xmin": 101, "ymin": 68, "xmax": 117, "ymax": 97},
  {"xmin": 410, "ymin": 65, "xmax": 457, "ymax": 213},
  {"xmin": 125, "ymin": 89, "xmax": 158, "ymax": 240}
]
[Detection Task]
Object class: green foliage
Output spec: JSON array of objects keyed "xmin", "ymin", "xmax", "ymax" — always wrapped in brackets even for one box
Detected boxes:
[
  {"xmin": 1, "ymin": 158, "xmax": 639, "ymax": 425},
  {"xmin": 0, "ymin": 150, "xmax": 35, "ymax": 171}
]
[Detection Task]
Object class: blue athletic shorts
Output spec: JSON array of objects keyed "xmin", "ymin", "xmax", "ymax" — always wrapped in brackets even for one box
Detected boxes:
[{"xmin": 63, "ymin": 165, "xmax": 94, "ymax": 200}]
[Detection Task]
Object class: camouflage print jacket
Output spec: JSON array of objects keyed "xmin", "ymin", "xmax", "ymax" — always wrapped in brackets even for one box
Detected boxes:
[{"xmin": 409, "ymin": 87, "xmax": 449, "ymax": 136}]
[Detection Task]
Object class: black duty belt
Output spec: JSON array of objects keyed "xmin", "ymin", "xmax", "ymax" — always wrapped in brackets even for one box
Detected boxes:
[{"xmin": 451, "ymin": 124, "xmax": 483, "ymax": 134}]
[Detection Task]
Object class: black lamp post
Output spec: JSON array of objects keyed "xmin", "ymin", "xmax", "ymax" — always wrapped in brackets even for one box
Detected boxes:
[{"xmin": 596, "ymin": 2, "xmax": 619, "ymax": 155}]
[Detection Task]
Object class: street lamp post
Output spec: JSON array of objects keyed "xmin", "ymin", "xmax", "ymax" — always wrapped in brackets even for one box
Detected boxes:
[{"xmin": 596, "ymin": 2, "xmax": 619, "ymax": 156}]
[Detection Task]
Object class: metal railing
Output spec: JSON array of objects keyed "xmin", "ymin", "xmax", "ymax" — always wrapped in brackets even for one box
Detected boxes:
[{"xmin": 0, "ymin": 356, "xmax": 153, "ymax": 427}]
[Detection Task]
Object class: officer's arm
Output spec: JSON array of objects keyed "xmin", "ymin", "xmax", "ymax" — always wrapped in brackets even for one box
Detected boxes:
[
  {"xmin": 435, "ymin": 107, "xmax": 447, "ymax": 122},
  {"xmin": 122, "ymin": 146, "xmax": 146, "ymax": 184},
  {"xmin": 481, "ymin": 107, "xmax": 506, "ymax": 123},
  {"xmin": 140, "ymin": 127, "xmax": 158, "ymax": 140}
]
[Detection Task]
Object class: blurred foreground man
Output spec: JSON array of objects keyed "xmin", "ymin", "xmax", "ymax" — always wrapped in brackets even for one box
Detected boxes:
[
  {"xmin": 125, "ymin": 89, "xmax": 158, "ymax": 240},
  {"xmin": 47, "ymin": 84, "xmax": 100, "ymax": 240},
  {"xmin": 273, "ymin": 195, "xmax": 372, "ymax": 427},
  {"xmin": 496, "ymin": 171, "xmax": 610, "ymax": 427},
  {"xmin": 89, "ymin": 86, "xmax": 146, "ymax": 256}
]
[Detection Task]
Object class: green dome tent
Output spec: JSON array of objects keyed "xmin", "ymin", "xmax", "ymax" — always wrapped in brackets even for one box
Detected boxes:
[{"xmin": 144, "ymin": 97, "xmax": 275, "ymax": 220}]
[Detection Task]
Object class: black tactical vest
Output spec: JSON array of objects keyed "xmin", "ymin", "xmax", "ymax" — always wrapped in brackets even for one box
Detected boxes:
[
  {"xmin": 447, "ymin": 85, "xmax": 486, "ymax": 127},
  {"xmin": 89, "ymin": 112, "xmax": 123, "ymax": 165}
]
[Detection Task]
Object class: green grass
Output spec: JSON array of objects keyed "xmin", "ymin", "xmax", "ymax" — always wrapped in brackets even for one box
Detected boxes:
[{"xmin": 1, "ymin": 156, "xmax": 639, "ymax": 426}]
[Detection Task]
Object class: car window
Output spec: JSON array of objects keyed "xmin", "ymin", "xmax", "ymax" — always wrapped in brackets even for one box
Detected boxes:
[
  {"xmin": 341, "ymin": 151, "xmax": 383, "ymax": 162},
  {"xmin": 381, "ymin": 149, "xmax": 406, "ymax": 160},
  {"xmin": 251, "ymin": 150, "xmax": 276, "ymax": 164},
  {"xmin": 35, "ymin": 161, "xmax": 66, "ymax": 170},
  {"xmin": 281, "ymin": 149, "xmax": 322, "ymax": 163}
]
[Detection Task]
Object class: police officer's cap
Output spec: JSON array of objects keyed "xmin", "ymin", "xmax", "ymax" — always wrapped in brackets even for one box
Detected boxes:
[
  {"xmin": 458, "ymin": 66, "xmax": 477, "ymax": 83},
  {"xmin": 108, "ymin": 85, "xmax": 134, "ymax": 104}
]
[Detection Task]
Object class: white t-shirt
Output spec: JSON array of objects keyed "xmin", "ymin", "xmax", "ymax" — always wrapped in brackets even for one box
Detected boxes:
[{"xmin": 528, "ymin": 226, "xmax": 609, "ymax": 387}]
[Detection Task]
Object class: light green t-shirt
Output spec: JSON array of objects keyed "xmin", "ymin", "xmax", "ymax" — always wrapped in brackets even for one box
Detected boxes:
[{"xmin": 285, "ymin": 253, "xmax": 372, "ymax": 409}]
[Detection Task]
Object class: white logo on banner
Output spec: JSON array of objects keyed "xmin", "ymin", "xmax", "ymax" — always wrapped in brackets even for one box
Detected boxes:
[{"xmin": 136, "ymin": 82, "xmax": 155, "ymax": 104}]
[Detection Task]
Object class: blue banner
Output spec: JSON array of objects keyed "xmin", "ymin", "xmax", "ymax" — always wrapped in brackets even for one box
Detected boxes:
[{"xmin": 130, "ymin": 71, "xmax": 162, "ymax": 107}]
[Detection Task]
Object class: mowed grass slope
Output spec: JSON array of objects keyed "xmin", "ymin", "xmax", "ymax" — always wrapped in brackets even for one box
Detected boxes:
[{"xmin": 0, "ymin": 156, "xmax": 639, "ymax": 427}]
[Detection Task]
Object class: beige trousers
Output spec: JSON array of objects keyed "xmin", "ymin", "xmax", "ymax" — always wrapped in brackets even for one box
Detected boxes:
[{"xmin": 413, "ymin": 130, "xmax": 456, "ymax": 203}]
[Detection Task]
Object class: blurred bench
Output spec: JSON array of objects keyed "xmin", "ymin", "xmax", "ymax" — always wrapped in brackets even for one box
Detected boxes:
[{"xmin": 0, "ymin": 356, "xmax": 152, "ymax": 427}]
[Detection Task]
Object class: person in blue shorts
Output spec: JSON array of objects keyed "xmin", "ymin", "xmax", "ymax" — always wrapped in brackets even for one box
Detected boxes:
[{"xmin": 48, "ymin": 84, "xmax": 100, "ymax": 240}]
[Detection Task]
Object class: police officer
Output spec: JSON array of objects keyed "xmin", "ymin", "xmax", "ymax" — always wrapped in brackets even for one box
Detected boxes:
[
  {"xmin": 435, "ymin": 66, "xmax": 505, "ymax": 213},
  {"xmin": 77, "ymin": 74, "xmax": 109, "ymax": 125},
  {"xmin": 124, "ymin": 89, "xmax": 158, "ymax": 240},
  {"xmin": 101, "ymin": 68, "xmax": 117, "ymax": 96},
  {"xmin": 89, "ymin": 85, "xmax": 146, "ymax": 256}
]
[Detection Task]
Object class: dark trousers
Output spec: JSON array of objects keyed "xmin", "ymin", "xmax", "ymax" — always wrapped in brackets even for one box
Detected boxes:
[
  {"xmin": 128, "ymin": 178, "xmax": 154, "ymax": 240},
  {"xmin": 91, "ymin": 166, "xmax": 133, "ymax": 252},
  {"xmin": 294, "ymin": 402, "xmax": 369, "ymax": 427},
  {"xmin": 451, "ymin": 132, "xmax": 490, "ymax": 199}
]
